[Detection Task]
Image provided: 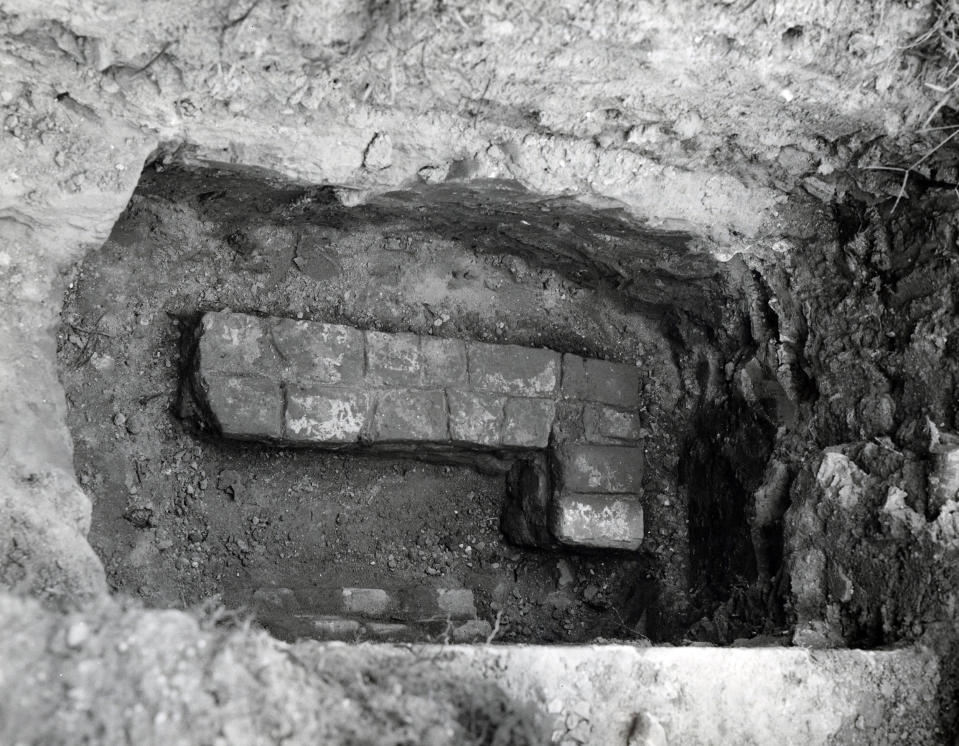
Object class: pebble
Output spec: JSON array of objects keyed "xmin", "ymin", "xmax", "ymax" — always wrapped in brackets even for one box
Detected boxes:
[
  {"xmin": 66, "ymin": 621, "xmax": 89, "ymax": 648},
  {"xmin": 112, "ymin": 412, "xmax": 127, "ymax": 427}
]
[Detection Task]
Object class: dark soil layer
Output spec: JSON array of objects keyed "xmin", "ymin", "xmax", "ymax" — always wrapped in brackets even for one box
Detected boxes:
[{"xmin": 57, "ymin": 164, "xmax": 728, "ymax": 643}]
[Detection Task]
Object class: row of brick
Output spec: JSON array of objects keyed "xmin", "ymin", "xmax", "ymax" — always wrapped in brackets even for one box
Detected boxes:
[
  {"xmin": 189, "ymin": 312, "xmax": 647, "ymax": 551},
  {"xmin": 197, "ymin": 311, "xmax": 640, "ymax": 405},
  {"xmin": 199, "ymin": 375, "xmax": 559, "ymax": 448}
]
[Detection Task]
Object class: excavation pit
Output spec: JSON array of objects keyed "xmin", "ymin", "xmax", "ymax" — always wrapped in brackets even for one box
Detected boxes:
[{"xmin": 56, "ymin": 162, "xmax": 768, "ymax": 645}]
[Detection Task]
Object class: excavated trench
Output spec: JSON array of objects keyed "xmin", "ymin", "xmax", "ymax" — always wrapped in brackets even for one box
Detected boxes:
[{"xmin": 57, "ymin": 161, "xmax": 783, "ymax": 644}]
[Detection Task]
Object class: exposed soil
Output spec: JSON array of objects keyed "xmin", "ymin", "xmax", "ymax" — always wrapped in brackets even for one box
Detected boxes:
[{"xmin": 56, "ymin": 164, "xmax": 712, "ymax": 643}]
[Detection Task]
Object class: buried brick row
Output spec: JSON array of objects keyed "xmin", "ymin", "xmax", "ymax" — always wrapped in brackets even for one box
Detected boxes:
[{"xmin": 187, "ymin": 311, "xmax": 645, "ymax": 551}]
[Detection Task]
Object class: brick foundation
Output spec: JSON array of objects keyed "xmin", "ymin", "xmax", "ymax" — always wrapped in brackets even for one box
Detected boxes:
[{"xmin": 188, "ymin": 311, "xmax": 645, "ymax": 551}]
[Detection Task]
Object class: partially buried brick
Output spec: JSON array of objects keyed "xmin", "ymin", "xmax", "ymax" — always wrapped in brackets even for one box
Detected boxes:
[
  {"xmin": 372, "ymin": 389, "xmax": 448, "ymax": 442},
  {"xmin": 501, "ymin": 397, "xmax": 555, "ymax": 448},
  {"xmin": 341, "ymin": 588, "xmax": 392, "ymax": 618},
  {"xmin": 436, "ymin": 588, "xmax": 477, "ymax": 619},
  {"xmin": 270, "ymin": 318, "xmax": 364, "ymax": 384},
  {"xmin": 468, "ymin": 342, "xmax": 559, "ymax": 396},
  {"xmin": 285, "ymin": 385, "xmax": 372, "ymax": 443},
  {"xmin": 551, "ymin": 493, "xmax": 644, "ymax": 550},
  {"xmin": 448, "ymin": 390, "xmax": 504, "ymax": 446},
  {"xmin": 199, "ymin": 374, "xmax": 283, "ymax": 440},
  {"xmin": 366, "ymin": 331, "xmax": 423, "ymax": 386},
  {"xmin": 555, "ymin": 444, "xmax": 644, "ymax": 493},
  {"xmin": 197, "ymin": 312, "xmax": 280, "ymax": 376},
  {"xmin": 584, "ymin": 404, "xmax": 643, "ymax": 442},
  {"xmin": 585, "ymin": 358, "xmax": 640, "ymax": 408}
]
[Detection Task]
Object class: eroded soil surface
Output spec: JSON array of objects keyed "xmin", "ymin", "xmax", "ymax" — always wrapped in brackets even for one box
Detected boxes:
[{"xmin": 57, "ymin": 165, "xmax": 704, "ymax": 643}]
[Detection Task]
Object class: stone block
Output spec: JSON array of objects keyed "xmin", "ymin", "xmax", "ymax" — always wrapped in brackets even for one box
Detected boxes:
[
  {"xmin": 501, "ymin": 397, "xmax": 555, "ymax": 448},
  {"xmin": 448, "ymin": 390, "xmax": 505, "ymax": 446},
  {"xmin": 551, "ymin": 493, "xmax": 644, "ymax": 550},
  {"xmin": 436, "ymin": 589, "xmax": 477, "ymax": 619},
  {"xmin": 341, "ymin": 588, "xmax": 391, "ymax": 617},
  {"xmin": 366, "ymin": 330, "xmax": 423, "ymax": 386},
  {"xmin": 285, "ymin": 385, "xmax": 372, "ymax": 443},
  {"xmin": 270, "ymin": 318, "xmax": 364, "ymax": 384},
  {"xmin": 422, "ymin": 336, "xmax": 468, "ymax": 387},
  {"xmin": 372, "ymin": 389, "xmax": 448, "ymax": 442},
  {"xmin": 555, "ymin": 444, "xmax": 644, "ymax": 493},
  {"xmin": 198, "ymin": 312, "xmax": 279, "ymax": 375},
  {"xmin": 200, "ymin": 374, "xmax": 283, "ymax": 440},
  {"xmin": 468, "ymin": 342, "xmax": 559, "ymax": 396},
  {"xmin": 584, "ymin": 404, "xmax": 643, "ymax": 442},
  {"xmin": 585, "ymin": 358, "xmax": 640, "ymax": 408},
  {"xmin": 561, "ymin": 353, "xmax": 590, "ymax": 399}
]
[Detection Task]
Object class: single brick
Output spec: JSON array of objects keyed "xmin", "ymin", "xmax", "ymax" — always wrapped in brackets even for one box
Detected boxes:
[
  {"xmin": 200, "ymin": 374, "xmax": 283, "ymax": 440},
  {"xmin": 584, "ymin": 404, "xmax": 643, "ymax": 441},
  {"xmin": 468, "ymin": 342, "xmax": 560, "ymax": 396},
  {"xmin": 422, "ymin": 336, "xmax": 468, "ymax": 387},
  {"xmin": 452, "ymin": 619, "xmax": 493, "ymax": 642},
  {"xmin": 341, "ymin": 588, "xmax": 391, "ymax": 618},
  {"xmin": 436, "ymin": 589, "xmax": 477, "ymax": 619},
  {"xmin": 551, "ymin": 493, "xmax": 644, "ymax": 550},
  {"xmin": 270, "ymin": 318, "xmax": 364, "ymax": 384},
  {"xmin": 561, "ymin": 353, "xmax": 590, "ymax": 399},
  {"xmin": 501, "ymin": 397, "xmax": 556, "ymax": 448},
  {"xmin": 366, "ymin": 331, "xmax": 423, "ymax": 386},
  {"xmin": 198, "ymin": 312, "xmax": 280, "ymax": 375},
  {"xmin": 556, "ymin": 444, "xmax": 644, "ymax": 493},
  {"xmin": 285, "ymin": 385, "xmax": 372, "ymax": 443},
  {"xmin": 251, "ymin": 587, "xmax": 298, "ymax": 614},
  {"xmin": 372, "ymin": 389, "xmax": 448, "ymax": 442},
  {"xmin": 312, "ymin": 617, "xmax": 361, "ymax": 637},
  {"xmin": 585, "ymin": 358, "xmax": 640, "ymax": 408},
  {"xmin": 448, "ymin": 390, "xmax": 505, "ymax": 446}
]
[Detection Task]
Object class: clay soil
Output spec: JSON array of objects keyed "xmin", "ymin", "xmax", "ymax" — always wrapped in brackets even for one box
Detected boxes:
[{"xmin": 56, "ymin": 164, "xmax": 694, "ymax": 643}]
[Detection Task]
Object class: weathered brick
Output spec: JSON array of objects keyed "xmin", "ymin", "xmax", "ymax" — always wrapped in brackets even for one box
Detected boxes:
[
  {"xmin": 436, "ymin": 589, "xmax": 477, "ymax": 619},
  {"xmin": 586, "ymin": 358, "xmax": 640, "ymax": 408},
  {"xmin": 372, "ymin": 389, "xmax": 448, "ymax": 441},
  {"xmin": 251, "ymin": 587, "xmax": 298, "ymax": 614},
  {"xmin": 366, "ymin": 331, "xmax": 423, "ymax": 386},
  {"xmin": 200, "ymin": 374, "xmax": 283, "ymax": 440},
  {"xmin": 448, "ymin": 390, "xmax": 504, "ymax": 446},
  {"xmin": 551, "ymin": 493, "xmax": 644, "ymax": 550},
  {"xmin": 468, "ymin": 342, "xmax": 559, "ymax": 396},
  {"xmin": 270, "ymin": 318, "xmax": 364, "ymax": 384},
  {"xmin": 285, "ymin": 385, "xmax": 372, "ymax": 443},
  {"xmin": 561, "ymin": 353, "xmax": 590, "ymax": 399},
  {"xmin": 198, "ymin": 312, "xmax": 279, "ymax": 375},
  {"xmin": 584, "ymin": 404, "xmax": 643, "ymax": 441},
  {"xmin": 561, "ymin": 352, "xmax": 640, "ymax": 408},
  {"xmin": 341, "ymin": 588, "xmax": 391, "ymax": 617},
  {"xmin": 312, "ymin": 617, "xmax": 361, "ymax": 637},
  {"xmin": 555, "ymin": 444, "xmax": 644, "ymax": 493},
  {"xmin": 501, "ymin": 397, "xmax": 555, "ymax": 448},
  {"xmin": 422, "ymin": 336, "xmax": 468, "ymax": 387}
]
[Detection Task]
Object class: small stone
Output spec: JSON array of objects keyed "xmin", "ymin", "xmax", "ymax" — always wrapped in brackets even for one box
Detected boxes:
[
  {"xmin": 113, "ymin": 412, "xmax": 127, "ymax": 427},
  {"xmin": 556, "ymin": 559, "xmax": 575, "ymax": 588},
  {"xmin": 66, "ymin": 621, "xmax": 89, "ymax": 649}
]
